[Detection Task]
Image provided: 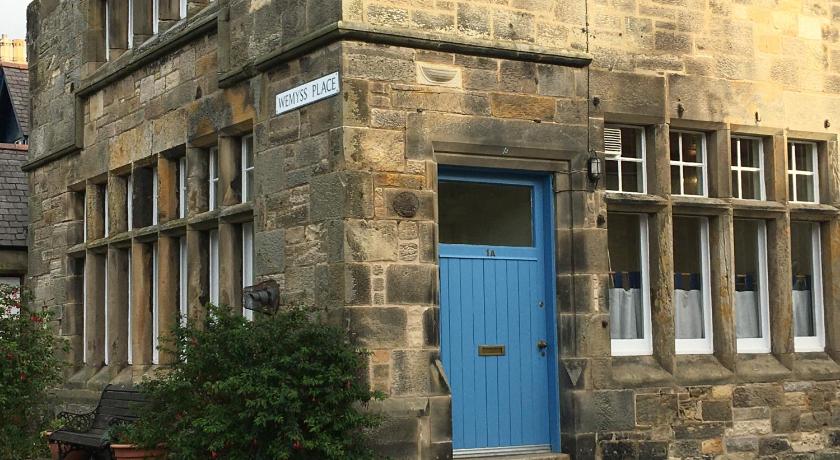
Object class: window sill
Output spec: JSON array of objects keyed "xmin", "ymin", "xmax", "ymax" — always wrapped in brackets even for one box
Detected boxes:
[
  {"xmin": 792, "ymin": 352, "xmax": 840, "ymax": 381},
  {"xmin": 671, "ymin": 196, "xmax": 730, "ymax": 215},
  {"xmin": 607, "ymin": 355, "xmax": 674, "ymax": 388},
  {"xmin": 604, "ymin": 193, "xmax": 668, "ymax": 213},
  {"xmin": 735, "ymin": 354, "xmax": 792, "ymax": 383},
  {"xmin": 789, "ymin": 203, "xmax": 839, "ymax": 219},
  {"xmin": 189, "ymin": 209, "xmax": 222, "ymax": 229},
  {"xmin": 220, "ymin": 202, "xmax": 255, "ymax": 223},
  {"xmin": 730, "ymin": 199, "xmax": 787, "ymax": 218},
  {"xmin": 159, "ymin": 218, "xmax": 188, "ymax": 235},
  {"xmin": 674, "ymin": 355, "xmax": 734, "ymax": 386}
]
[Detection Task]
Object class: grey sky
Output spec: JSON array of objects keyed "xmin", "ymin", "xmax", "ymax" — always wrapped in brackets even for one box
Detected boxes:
[{"xmin": 0, "ymin": 0, "xmax": 32, "ymax": 40}]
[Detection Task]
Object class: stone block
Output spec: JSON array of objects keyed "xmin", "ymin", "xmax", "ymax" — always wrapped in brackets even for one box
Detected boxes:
[
  {"xmin": 310, "ymin": 171, "xmax": 374, "ymax": 220},
  {"xmin": 570, "ymin": 389, "xmax": 635, "ymax": 432},
  {"xmin": 344, "ymin": 263, "xmax": 371, "ymax": 305},
  {"xmin": 254, "ymin": 228, "xmax": 284, "ymax": 276},
  {"xmin": 428, "ymin": 396, "xmax": 451, "ymax": 443},
  {"xmin": 489, "ymin": 93, "xmax": 555, "ymax": 120},
  {"xmin": 702, "ymin": 400, "xmax": 733, "ymax": 422},
  {"xmin": 638, "ymin": 440, "xmax": 668, "ymax": 459},
  {"xmin": 391, "ymin": 350, "xmax": 434, "ymax": 395},
  {"xmin": 758, "ymin": 436, "xmax": 792, "ymax": 456},
  {"xmin": 537, "ymin": 64, "xmax": 577, "ymax": 97},
  {"xmin": 636, "ymin": 393, "xmax": 679, "ymax": 425},
  {"xmin": 385, "ymin": 264, "xmax": 437, "ymax": 305},
  {"xmin": 601, "ymin": 440, "xmax": 636, "ymax": 460},
  {"xmin": 346, "ymin": 306, "xmax": 407, "ymax": 348},
  {"xmin": 423, "ymin": 307, "xmax": 439, "ymax": 346},
  {"xmin": 771, "ymin": 407, "xmax": 801, "ymax": 433},
  {"xmin": 673, "ymin": 422, "xmax": 726, "ymax": 440},
  {"xmin": 733, "ymin": 384, "xmax": 784, "ymax": 408},
  {"xmin": 344, "ymin": 219, "xmax": 398, "ymax": 262},
  {"xmin": 456, "ymin": 3, "xmax": 490, "ymax": 38},
  {"xmin": 725, "ymin": 436, "xmax": 758, "ymax": 453},
  {"xmin": 342, "ymin": 127, "xmax": 405, "ymax": 173}
]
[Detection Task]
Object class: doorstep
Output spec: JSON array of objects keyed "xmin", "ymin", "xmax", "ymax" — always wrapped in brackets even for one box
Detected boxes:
[{"xmin": 465, "ymin": 454, "xmax": 570, "ymax": 460}]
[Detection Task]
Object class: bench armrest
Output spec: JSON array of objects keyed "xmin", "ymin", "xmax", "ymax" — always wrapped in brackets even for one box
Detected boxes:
[{"xmin": 56, "ymin": 410, "xmax": 96, "ymax": 433}]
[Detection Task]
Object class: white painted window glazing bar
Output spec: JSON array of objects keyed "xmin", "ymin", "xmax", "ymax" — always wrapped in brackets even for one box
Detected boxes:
[
  {"xmin": 83, "ymin": 191, "xmax": 88, "ymax": 242},
  {"xmin": 180, "ymin": 0, "xmax": 188, "ymax": 19},
  {"xmin": 242, "ymin": 223, "xmax": 254, "ymax": 321},
  {"xmin": 83, "ymin": 259, "xmax": 88, "ymax": 363}
]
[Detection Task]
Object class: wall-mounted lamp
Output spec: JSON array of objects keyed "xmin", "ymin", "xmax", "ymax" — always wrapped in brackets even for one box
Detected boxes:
[
  {"xmin": 587, "ymin": 153, "xmax": 603, "ymax": 186},
  {"xmin": 243, "ymin": 280, "xmax": 280, "ymax": 316}
]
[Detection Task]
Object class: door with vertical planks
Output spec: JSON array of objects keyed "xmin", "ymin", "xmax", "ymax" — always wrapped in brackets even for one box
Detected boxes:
[{"xmin": 438, "ymin": 169, "xmax": 556, "ymax": 457}]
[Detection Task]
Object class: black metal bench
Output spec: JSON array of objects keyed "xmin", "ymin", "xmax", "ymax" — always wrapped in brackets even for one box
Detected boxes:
[{"xmin": 49, "ymin": 384, "xmax": 147, "ymax": 460}]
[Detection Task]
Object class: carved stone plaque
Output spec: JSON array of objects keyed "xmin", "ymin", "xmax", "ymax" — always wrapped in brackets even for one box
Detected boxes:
[{"xmin": 392, "ymin": 192, "xmax": 419, "ymax": 218}]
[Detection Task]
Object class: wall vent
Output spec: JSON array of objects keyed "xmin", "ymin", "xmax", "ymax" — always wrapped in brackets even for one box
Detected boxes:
[
  {"xmin": 416, "ymin": 63, "xmax": 462, "ymax": 88},
  {"xmin": 604, "ymin": 127, "xmax": 622, "ymax": 158}
]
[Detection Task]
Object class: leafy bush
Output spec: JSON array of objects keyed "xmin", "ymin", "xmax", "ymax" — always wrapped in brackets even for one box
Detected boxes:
[
  {"xmin": 125, "ymin": 306, "xmax": 383, "ymax": 459},
  {"xmin": 0, "ymin": 285, "xmax": 66, "ymax": 460}
]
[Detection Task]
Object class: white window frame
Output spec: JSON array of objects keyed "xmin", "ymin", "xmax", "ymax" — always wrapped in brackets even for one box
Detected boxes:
[
  {"xmin": 104, "ymin": 254, "xmax": 110, "ymax": 365},
  {"xmin": 127, "ymin": 251, "xmax": 132, "ymax": 365},
  {"xmin": 209, "ymin": 147, "xmax": 219, "ymax": 210},
  {"xmin": 83, "ymin": 191, "xmax": 88, "ymax": 242},
  {"xmin": 241, "ymin": 135, "xmax": 254, "ymax": 203},
  {"xmin": 152, "ymin": 167, "xmax": 159, "ymax": 225},
  {"xmin": 179, "ymin": 236, "xmax": 188, "ymax": 326},
  {"xmin": 674, "ymin": 216, "xmax": 714, "ymax": 355},
  {"xmin": 152, "ymin": 243, "xmax": 159, "ymax": 364},
  {"xmin": 180, "ymin": 0, "xmax": 188, "ymax": 19},
  {"xmin": 178, "ymin": 157, "xmax": 187, "ymax": 219},
  {"xmin": 127, "ymin": 174, "xmax": 134, "ymax": 230},
  {"xmin": 152, "ymin": 0, "xmax": 160, "ymax": 35},
  {"xmin": 670, "ymin": 131, "xmax": 708, "ymax": 197},
  {"xmin": 604, "ymin": 125, "xmax": 647, "ymax": 194},
  {"xmin": 731, "ymin": 136, "xmax": 766, "ymax": 200},
  {"xmin": 83, "ymin": 259, "xmax": 88, "ymax": 363},
  {"xmin": 103, "ymin": 186, "xmax": 110, "ymax": 237},
  {"xmin": 610, "ymin": 214, "xmax": 653, "ymax": 356},
  {"xmin": 794, "ymin": 223, "xmax": 825, "ymax": 352},
  {"xmin": 127, "ymin": 0, "xmax": 134, "ymax": 49},
  {"xmin": 104, "ymin": 0, "xmax": 111, "ymax": 61},
  {"xmin": 735, "ymin": 220, "xmax": 771, "ymax": 354},
  {"xmin": 242, "ymin": 223, "xmax": 254, "ymax": 321},
  {"xmin": 788, "ymin": 141, "xmax": 820, "ymax": 204},
  {"xmin": 209, "ymin": 229, "xmax": 219, "ymax": 306}
]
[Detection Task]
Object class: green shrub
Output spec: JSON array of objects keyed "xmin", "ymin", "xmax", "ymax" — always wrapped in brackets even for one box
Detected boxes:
[
  {"xmin": 0, "ymin": 285, "xmax": 66, "ymax": 460},
  {"xmin": 124, "ymin": 306, "xmax": 383, "ymax": 459}
]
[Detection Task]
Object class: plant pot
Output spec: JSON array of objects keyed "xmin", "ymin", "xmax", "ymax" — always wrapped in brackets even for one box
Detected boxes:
[
  {"xmin": 110, "ymin": 444, "xmax": 166, "ymax": 460},
  {"xmin": 44, "ymin": 433, "xmax": 90, "ymax": 460}
]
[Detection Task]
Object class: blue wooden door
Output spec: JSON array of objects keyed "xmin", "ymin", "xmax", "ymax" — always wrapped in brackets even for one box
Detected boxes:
[{"xmin": 439, "ymin": 170, "xmax": 557, "ymax": 456}]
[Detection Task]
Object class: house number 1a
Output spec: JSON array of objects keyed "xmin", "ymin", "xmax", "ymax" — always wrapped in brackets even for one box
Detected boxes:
[{"xmin": 485, "ymin": 249, "xmax": 496, "ymax": 257}]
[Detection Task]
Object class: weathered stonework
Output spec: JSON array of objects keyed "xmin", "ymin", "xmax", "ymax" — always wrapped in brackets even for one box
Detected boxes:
[{"xmin": 26, "ymin": 0, "xmax": 840, "ymax": 459}]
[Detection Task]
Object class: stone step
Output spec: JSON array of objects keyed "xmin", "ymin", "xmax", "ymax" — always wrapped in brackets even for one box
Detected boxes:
[{"xmin": 460, "ymin": 454, "xmax": 570, "ymax": 460}]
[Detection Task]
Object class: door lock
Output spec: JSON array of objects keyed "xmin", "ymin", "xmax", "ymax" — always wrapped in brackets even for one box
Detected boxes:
[{"xmin": 537, "ymin": 339, "xmax": 548, "ymax": 350}]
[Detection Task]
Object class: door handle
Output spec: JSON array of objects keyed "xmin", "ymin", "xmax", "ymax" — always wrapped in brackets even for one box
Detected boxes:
[{"xmin": 537, "ymin": 339, "xmax": 548, "ymax": 350}]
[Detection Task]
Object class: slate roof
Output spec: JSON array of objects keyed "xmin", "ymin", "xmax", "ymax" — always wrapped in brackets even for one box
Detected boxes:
[
  {"xmin": 0, "ymin": 144, "xmax": 27, "ymax": 247},
  {"xmin": 0, "ymin": 62, "xmax": 29, "ymax": 137}
]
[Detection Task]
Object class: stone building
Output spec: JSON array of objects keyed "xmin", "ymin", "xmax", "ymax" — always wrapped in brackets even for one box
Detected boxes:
[
  {"xmin": 25, "ymin": 0, "xmax": 840, "ymax": 458},
  {"xmin": 0, "ymin": 62, "xmax": 29, "ymax": 286}
]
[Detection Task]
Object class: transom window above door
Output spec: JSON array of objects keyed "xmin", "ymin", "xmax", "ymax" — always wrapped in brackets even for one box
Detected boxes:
[
  {"xmin": 731, "ymin": 136, "xmax": 765, "ymax": 200},
  {"xmin": 604, "ymin": 125, "xmax": 646, "ymax": 194},
  {"xmin": 438, "ymin": 180, "xmax": 534, "ymax": 247},
  {"xmin": 670, "ymin": 131, "xmax": 708, "ymax": 197}
]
